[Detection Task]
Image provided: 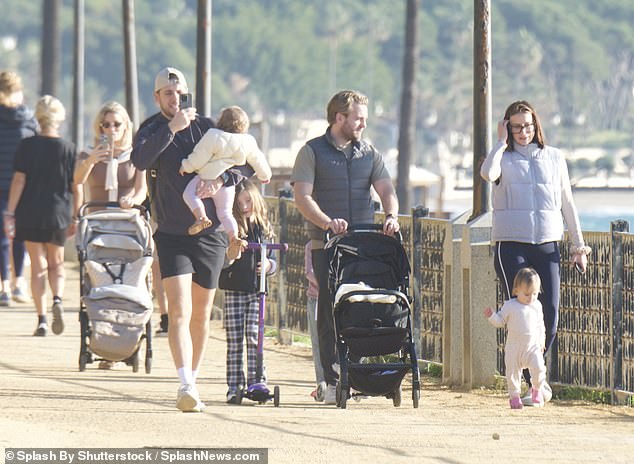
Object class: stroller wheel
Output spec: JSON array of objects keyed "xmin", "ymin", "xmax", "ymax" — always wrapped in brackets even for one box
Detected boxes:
[
  {"xmin": 79, "ymin": 352, "xmax": 89, "ymax": 372},
  {"xmin": 413, "ymin": 387, "xmax": 420, "ymax": 409},
  {"xmin": 144, "ymin": 356, "xmax": 152, "ymax": 374},
  {"xmin": 336, "ymin": 383, "xmax": 347, "ymax": 409},
  {"xmin": 131, "ymin": 352, "xmax": 139, "ymax": 373},
  {"xmin": 273, "ymin": 386, "xmax": 280, "ymax": 407},
  {"xmin": 392, "ymin": 387, "xmax": 402, "ymax": 407}
]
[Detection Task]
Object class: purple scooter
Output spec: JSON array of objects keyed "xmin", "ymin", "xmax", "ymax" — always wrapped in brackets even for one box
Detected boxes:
[{"xmin": 235, "ymin": 242, "xmax": 288, "ymax": 407}]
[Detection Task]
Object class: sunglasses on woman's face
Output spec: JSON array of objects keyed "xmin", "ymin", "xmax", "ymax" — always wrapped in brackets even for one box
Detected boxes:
[{"xmin": 100, "ymin": 121, "xmax": 123, "ymax": 129}]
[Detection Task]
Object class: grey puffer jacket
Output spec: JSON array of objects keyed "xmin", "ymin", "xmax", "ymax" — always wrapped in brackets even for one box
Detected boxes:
[{"xmin": 481, "ymin": 141, "xmax": 584, "ymax": 247}]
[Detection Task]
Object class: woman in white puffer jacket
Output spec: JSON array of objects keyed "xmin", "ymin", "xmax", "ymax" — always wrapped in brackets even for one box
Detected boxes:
[{"xmin": 480, "ymin": 100, "xmax": 590, "ymax": 405}]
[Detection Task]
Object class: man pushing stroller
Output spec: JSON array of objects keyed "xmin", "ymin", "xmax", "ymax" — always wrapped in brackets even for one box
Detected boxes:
[{"xmin": 291, "ymin": 90, "xmax": 400, "ymax": 405}]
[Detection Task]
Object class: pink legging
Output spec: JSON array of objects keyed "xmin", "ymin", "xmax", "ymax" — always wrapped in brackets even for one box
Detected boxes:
[{"xmin": 182, "ymin": 175, "xmax": 237, "ymax": 238}]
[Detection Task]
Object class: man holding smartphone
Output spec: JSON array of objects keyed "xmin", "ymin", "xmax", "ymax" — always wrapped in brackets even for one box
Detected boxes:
[{"xmin": 132, "ymin": 67, "xmax": 253, "ymax": 412}]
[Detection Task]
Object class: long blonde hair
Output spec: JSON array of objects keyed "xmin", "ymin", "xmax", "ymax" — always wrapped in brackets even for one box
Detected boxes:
[
  {"xmin": 233, "ymin": 180, "xmax": 274, "ymax": 240},
  {"xmin": 92, "ymin": 101, "xmax": 133, "ymax": 149}
]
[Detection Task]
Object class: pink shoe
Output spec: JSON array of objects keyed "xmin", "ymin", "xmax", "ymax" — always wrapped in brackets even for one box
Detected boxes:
[
  {"xmin": 531, "ymin": 387, "xmax": 544, "ymax": 407},
  {"xmin": 509, "ymin": 396, "xmax": 523, "ymax": 409}
]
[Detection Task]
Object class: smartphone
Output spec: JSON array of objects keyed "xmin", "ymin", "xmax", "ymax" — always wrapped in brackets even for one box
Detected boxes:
[
  {"xmin": 99, "ymin": 134, "xmax": 109, "ymax": 147},
  {"xmin": 180, "ymin": 93, "xmax": 193, "ymax": 109},
  {"xmin": 574, "ymin": 262, "xmax": 585, "ymax": 275}
]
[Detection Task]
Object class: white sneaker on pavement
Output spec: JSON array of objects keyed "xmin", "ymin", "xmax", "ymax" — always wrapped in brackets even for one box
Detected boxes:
[
  {"xmin": 315, "ymin": 381, "xmax": 327, "ymax": 402},
  {"xmin": 12, "ymin": 286, "xmax": 30, "ymax": 303},
  {"xmin": 521, "ymin": 393, "xmax": 534, "ymax": 406},
  {"xmin": 176, "ymin": 384, "xmax": 201, "ymax": 412},
  {"xmin": 522, "ymin": 382, "xmax": 552, "ymax": 406},
  {"xmin": 542, "ymin": 382, "xmax": 552, "ymax": 402},
  {"xmin": 324, "ymin": 384, "xmax": 337, "ymax": 405}
]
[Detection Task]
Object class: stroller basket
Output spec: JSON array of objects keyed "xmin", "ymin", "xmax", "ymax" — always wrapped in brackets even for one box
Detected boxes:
[{"xmin": 348, "ymin": 365, "xmax": 410, "ymax": 397}]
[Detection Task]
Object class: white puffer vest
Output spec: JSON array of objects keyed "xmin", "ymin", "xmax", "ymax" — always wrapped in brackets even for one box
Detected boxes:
[{"xmin": 491, "ymin": 144, "xmax": 564, "ymax": 244}]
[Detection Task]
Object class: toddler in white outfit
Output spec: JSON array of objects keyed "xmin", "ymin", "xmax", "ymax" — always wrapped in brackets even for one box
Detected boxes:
[
  {"xmin": 484, "ymin": 267, "xmax": 547, "ymax": 409},
  {"xmin": 179, "ymin": 106, "xmax": 271, "ymax": 237}
]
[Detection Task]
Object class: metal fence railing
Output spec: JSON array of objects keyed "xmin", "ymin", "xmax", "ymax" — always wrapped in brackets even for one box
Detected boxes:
[{"xmin": 257, "ymin": 194, "xmax": 633, "ymax": 400}]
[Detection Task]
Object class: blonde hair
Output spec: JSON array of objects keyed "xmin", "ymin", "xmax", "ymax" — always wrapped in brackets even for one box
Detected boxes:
[
  {"xmin": 92, "ymin": 101, "xmax": 133, "ymax": 149},
  {"xmin": 0, "ymin": 71, "xmax": 23, "ymax": 107},
  {"xmin": 217, "ymin": 106, "xmax": 249, "ymax": 134},
  {"xmin": 233, "ymin": 180, "xmax": 274, "ymax": 240},
  {"xmin": 512, "ymin": 267, "xmax": 541, "ymax": 296},
  {"xmin": 35, "ymin": 95, "xmax": 65, "ymax": 129},
  {"xmin": 326, "ymin": 90, "xmax": 368, "ymax": 125}
]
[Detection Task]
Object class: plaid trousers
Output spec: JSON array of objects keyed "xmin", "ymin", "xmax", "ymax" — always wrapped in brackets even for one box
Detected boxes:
[{"xmin": 224, "ymin": 290, "xmax": 265, "ymax": 391}]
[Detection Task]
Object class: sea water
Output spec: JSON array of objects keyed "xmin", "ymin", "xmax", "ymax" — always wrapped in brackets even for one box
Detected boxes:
[{"xmin": 578, "ymin": 212, "xmax": 634, "ymax": 232}]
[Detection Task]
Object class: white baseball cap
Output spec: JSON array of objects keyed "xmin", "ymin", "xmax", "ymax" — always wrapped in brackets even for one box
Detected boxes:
[{"xmin": 154, "ymin": 67, "xmax": 188, "ymax": 93}]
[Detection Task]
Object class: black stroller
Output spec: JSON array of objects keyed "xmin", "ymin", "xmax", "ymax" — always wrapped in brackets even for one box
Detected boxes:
[{"xmin": 326, "ymin": 224, "xmax": 420, "ymax": 408}]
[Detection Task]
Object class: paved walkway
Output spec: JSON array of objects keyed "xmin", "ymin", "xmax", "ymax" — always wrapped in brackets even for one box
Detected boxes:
[{"xmin": 0, "ymin": 262, "xmax": 633, "ymax": 464}]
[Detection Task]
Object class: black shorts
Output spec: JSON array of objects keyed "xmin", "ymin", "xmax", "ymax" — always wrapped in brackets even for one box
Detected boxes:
[
  {"xmin": 16, "ymin": 226, "xmax": 68, "ymax": 247},
  {"xmin": 154, "ymin": 231, "xmax": 228, "ymax": 289}
]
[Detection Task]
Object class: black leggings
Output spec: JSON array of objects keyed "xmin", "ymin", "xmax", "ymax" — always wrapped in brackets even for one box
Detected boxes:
[{"xmin": 494, "ymin": 241, "xmax": 560, "ymax": 383}]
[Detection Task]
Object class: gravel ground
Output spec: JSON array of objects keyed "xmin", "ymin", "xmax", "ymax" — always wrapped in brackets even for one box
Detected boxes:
[{"xmin": 0, "ymin": 263, "xmax": 633, "ymax": 464}]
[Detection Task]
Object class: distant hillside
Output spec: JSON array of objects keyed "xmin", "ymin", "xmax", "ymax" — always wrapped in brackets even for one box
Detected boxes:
[{"xmin": 0, "ymin": 0, "xmax": 632, "ymax": 156}]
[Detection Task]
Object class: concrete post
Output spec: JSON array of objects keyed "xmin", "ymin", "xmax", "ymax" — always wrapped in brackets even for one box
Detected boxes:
[
  {"xmin": 443, "ymin": 210, "xmax": 470, "ymax": 386},
  {"xmin": 461, "ymin": 211, "xmax": 498, "ymax": 387}
]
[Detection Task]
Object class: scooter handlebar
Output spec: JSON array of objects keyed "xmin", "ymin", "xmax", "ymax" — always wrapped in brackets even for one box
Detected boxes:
[{"xmin": 246, "ymin": 243, "xmax": 288, "ymax": 252}]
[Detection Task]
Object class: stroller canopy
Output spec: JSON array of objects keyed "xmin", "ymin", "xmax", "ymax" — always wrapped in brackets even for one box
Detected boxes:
[{"xmin": 327, "ymin": 230, "xmax": 410, "ymax": 297}]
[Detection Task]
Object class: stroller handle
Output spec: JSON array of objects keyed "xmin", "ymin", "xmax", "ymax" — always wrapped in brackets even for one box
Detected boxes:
[
  {"xmin": 246, "ymin": 242, "xmax": 288, "ymax": 252},
  {"xmin": 325, "ymin": 222, "xmax": 403, "ymax": 243},
  {"xmin": 78, "ymin": 201, "xmax": 148, "ymax": 219}
]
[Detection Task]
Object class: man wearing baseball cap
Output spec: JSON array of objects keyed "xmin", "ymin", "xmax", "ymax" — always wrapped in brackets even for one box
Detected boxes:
[{"xmin": 132, "ymin": 67, "xmax": 253, "ymax": 412}]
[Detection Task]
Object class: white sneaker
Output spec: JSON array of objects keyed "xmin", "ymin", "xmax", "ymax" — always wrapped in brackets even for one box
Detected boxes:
[
  {"xmin": 324, "ymin": 384, "xmax": 337, "ymax": 405},
  {"xmin": 315, "ymin": 381, "xmax": 327, "ymax": 402},
  {"xmin": 191, "ymin": 400, "xmax": 206, "ymax": 412},
  {"xmin": 522, "ymin": 382, "xmax": 552, "ymax": 406},
  {"xmin": 542, "ymin": 382, "xmax": 552, "ymax": 402},
  {"xmin": 12, "ymin": 286, "xmax": 30, "ymax": 303},
  {"xmin": 176, "ymin": 384, "xmax": 201, "ymax": 412},
  {"xmin": 520, "ymin": 393, "xmax": 534, "ymax": 406}
]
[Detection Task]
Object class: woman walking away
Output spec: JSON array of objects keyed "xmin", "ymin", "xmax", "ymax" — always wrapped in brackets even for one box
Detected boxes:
[
  {"xmin": 0, "ymin": 71, "xmax": 38, "ymax": 305},
  {"xmin": 4, "ymin": 95, "xmax": 78, "ymax": 336},
  {"xmin": 480, "ymin": 100, "xmax": 590, "ymax": 405},
  {"xmin": 219, "ymin": 180, "xmax": 277, "ymax": 404}
]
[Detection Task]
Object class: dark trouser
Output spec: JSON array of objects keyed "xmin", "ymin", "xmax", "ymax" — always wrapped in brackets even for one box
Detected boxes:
[
  {"xmin": 312, "ymin": 248, "xmax": 338, "ymax": 386},
  {"xmin": 494, "ymin": 241, "xmax": 560, "ymax": 385},
  {"xmin": 0, "ymin": 194, "xmax": 25, "ymax": 282}
]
